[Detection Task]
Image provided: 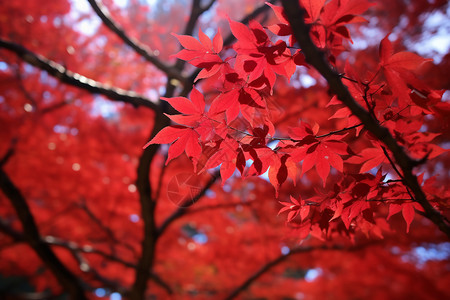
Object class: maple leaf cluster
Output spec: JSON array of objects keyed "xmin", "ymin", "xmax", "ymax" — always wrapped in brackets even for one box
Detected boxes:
[
  {"xmin": 1, "ymin": 0, "xmax": 449, "ymax": 299},
  {"xmin": 148, "ymin": 0, "xmax": 449, "ymax": 241}
]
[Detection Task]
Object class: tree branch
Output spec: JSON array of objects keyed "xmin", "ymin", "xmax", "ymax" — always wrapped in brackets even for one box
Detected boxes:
[
  {"xmin": 156, "ymin": 172, "xmax": 218, "ymax": 238},
  {"xmin": 0, "ymin": 168, "xmax": 87, "ymax": 300},
  {"xmin": 77, "ymin": 198, "xmax": 138, "ymax": 259},
  {"xmin": 87, "ymin": 0, "xmax": 186, "ymax": 84},
  {"xmin": 0, "ymin": 218, "xmax": 173, "ymax": 295},
  {"xmin": 280, "ymin": 0, "xmax": 450, "ymax": 238},
  {"xmin": 183, "ymin": 0, "xmax": 217, "ymax": 37},
  {"xmin": 0, "ymin": 38, "xmax": 158, "ymax": 110},
  {"xmin": 129, "ymin": 112, "xmax": 167, "ymax": 300},
  {"xmin": 225, "ymin": 245, "xmax": 343, "ymax": 300},
  {"xmin": 315, "ymin": 123, "xmax": 363, "ymax": 138},
  {"xmin": 0, "ymin": 139, "xmax": 17, "ymax": 168}
]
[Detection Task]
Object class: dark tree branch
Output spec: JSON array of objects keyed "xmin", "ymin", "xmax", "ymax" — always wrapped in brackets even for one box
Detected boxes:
[
  {"xmin": 78, "ymin": 198, "xmax": 118, "ymax": 243},
  {"xmin": 380, "ymin": 146, "xmax": 405, "ymax": 181},
  {"xmin": 183, "ymin": 0, "xmax": 217, "ymax": 37},
  {"xmin": 0, "ymin": 168, "xmax": 87, "ymax": 300},
  {"xmin": 51, "ymin": 240, "xmax": 125, "ymax": 294},
  {"xmin": 0, "ymin": 139, "xmax": 17, "ymax": 167},
  {"xmin": 157, "ymin": 172, "xmax": 218, "ymax": 238},
  {"xmin": 14, "ymin": 66, "xmax": 80, "ymax": 114},
  {"xmin": 154, "ymin": 152, "xmax": 169, "ymax": 202},
  {"xmin": 14, "ymin": 67, "xmax": 38, "ymax": 109},
  {"xmin": 129, "ymin": 112, "xmax": 167, "ymax": 300},
  {"xmin": 280, "ymin": 0, "xmax": 450, "ymax": 238},
  {"xmin": 0, "ymin": 218, "xmax": 22, "ymax": 241},
  {"xmin": 225, "ymin": 245, "xmax": 343, "ymax": 300},
  {"xmin": 315, "ymin": 123, "xmax": 363, "ymax": 138},
  {"xmin": 0, "ymin": 218, "xmax": 173, "ymax": 295},
  {"xmin": 1, "ymin": 290, "xmax": 53, "ymax": 300},
  {"xmin": 0, "ymin": 38, "xmax": 158, "ymax": 110},
  {"xmin": 87, "ymin": 0, "xmax": 186, "ymax": 83},
  {"xmin": 77, "ymin": 198, "xmax": 138, "ymax": 259},
  {"xmin": 39, "ymin": 99, "xmax": 73, "ymax": 114}
]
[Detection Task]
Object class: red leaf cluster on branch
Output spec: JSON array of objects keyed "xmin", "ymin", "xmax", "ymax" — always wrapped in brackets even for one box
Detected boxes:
[
  {"xmin": 148, "ymin": 0, "xmax": 449, "ymax": 241},
  {"xmin": 1, "ymin": 0, "xmax": 449, "ymax": 299}
]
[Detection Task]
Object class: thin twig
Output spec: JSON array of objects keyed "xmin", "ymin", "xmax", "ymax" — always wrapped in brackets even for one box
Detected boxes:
[
  {"xmin": 380, "ymin": 146, "xmax": 404, "ymax": 180},
  {"xmin": 380, "ymin": 146, "xmax": 416, "ymax": 202},
  {"xmin": 316, "ymin": 123, "xmax": 363, "ymax": 138},
  {"xmin": 0, "ymin": 139, "xmax": 17, "ymax": 167},
  {"xmin": 87, "ymin": 0, "xmax": 185, "ymax": 83},
  {"xmin": 225, "ymin": 245, "xmax": 344, "ymax": 300}
]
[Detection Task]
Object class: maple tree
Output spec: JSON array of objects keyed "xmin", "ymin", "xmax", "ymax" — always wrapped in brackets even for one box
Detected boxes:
[{"xmin": 0, "ymin": 0, "xmax": 449, "ymax": 299}]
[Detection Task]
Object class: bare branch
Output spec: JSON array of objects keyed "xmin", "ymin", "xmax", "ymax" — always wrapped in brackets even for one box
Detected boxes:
[
  {"xmin": 157, "ymin": 172, "xmax": 218, "ymax": 238},
  {"xmin": 154, "ymin": 152, "xmax": 169, "ymax": 202},
  {"xmin": 0, "ymin": 168, "xmax": 87, "ymax": 300},
  {"xmin": 87, "ymin": 0, "xmax": 186, "ymax": 84},
  {"xmin": 0, "ymin": 139, "xmax": 17, "ymax": 167},
  {"xmin": 1, "ymin": 290, "xmax": 53, "ymax": 300},
  {"xmin": 13, "ymin": 66, "xmax": 80, "ymax": 114},
  {"xmin": 40, "ymin": 99, "xmax": 72, "ymax": 114},
  {"xmin": 183, "ymin": 0, "xmax": 217, "ymax": 37},
  {"xmin": 0, "ymin": 38, "xmax": 159, "ymax": 111},
  {"xmin": 225, "ymin": 245, "xmax": 343, "ymax": 300},
  {"xmin": 77, "ymin": 198, "xmax": 138, "ymax": 259},
  {"xmin": 0, "ymin": 218, "xmax": 173, "ymax": 295},
  {"xmin": 129, "ymin": 112, "xmax": 167, "ymax": 300},
  {"xmin": 280, "ymin": 0, "xmax": 450, "ymax": 238},
  {"xmin": 315, "ymin": 123, "xmax": 363, "ymax": 138}
]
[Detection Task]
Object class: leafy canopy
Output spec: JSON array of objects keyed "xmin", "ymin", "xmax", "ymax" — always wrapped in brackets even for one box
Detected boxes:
[{"xmin": 0, "ymin": 0, "xmax": 449, "ymax": 299}]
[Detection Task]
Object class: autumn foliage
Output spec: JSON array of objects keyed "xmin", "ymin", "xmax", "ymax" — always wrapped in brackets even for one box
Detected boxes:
[{"xmin": 0, "ymin": 0, "xmax": 449, "ymax": 299}]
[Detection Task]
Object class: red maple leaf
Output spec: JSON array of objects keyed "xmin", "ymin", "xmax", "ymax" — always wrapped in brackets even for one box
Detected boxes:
[
  {"xmin": 229, "ymin": 17, "xmax": 299, "ymax": 88},
  {"xmin": 209, "ymin": 85, "xmax": 266, "ymax": 124},
  {"xmin": 172, "ymin": 28, "xmax": 224, "ymax": 80},
  {"xmin": 163, "ymin": 87, "xmax": 225, "ymax": 141},
  {"xmin": 278, "ymin": 195, "xmax": 310, "ymax": 222},
  {"xmin": 144, "ymin": 125, "xmax": 202, "ymax": 167},
  {"xmin": 200, "ymin": 136, "xmax": 243, "ymax": 184},
  {"xmin": 288, "ymin": 123, "xmax": 348, "ymax": 186},
  {"xmin": 379, "ymin": 34, "xmax": 432, "ymax": 106},
  {"xmin": 387, "ymin": 201, "xmax": 424, "ymax": 233},
  {"xmin": 346, "ymin": 147, "xmax": 387, "ymax": 173},
  {"xmin": 300, "ymin": 0, "xmax": 326, "ymax": 23}
]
